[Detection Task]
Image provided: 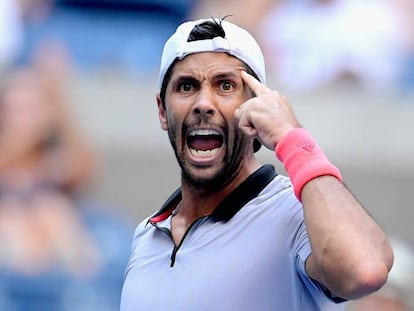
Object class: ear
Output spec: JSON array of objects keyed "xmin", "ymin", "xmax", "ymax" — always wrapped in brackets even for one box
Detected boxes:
[{"xmin": 156, "ymin": 93, "xmax": 168, "ymax": 131}]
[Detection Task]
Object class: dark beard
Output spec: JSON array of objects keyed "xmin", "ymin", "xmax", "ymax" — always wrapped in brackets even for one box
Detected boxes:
[{"xmin": 168, "ymin": 124, "xmax": 250, "ymax": 194}]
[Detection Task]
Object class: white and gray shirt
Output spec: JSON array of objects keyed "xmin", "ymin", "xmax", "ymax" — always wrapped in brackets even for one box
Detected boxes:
[{"xmin": 121, "ymin": 165, "xmax": 345, "ymax": 311}]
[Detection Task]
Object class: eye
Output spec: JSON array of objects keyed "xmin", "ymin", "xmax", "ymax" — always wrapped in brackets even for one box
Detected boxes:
[
  {"xmin": 220, "ymin": 81, "xmax": 234, "ymax": 91},
  {"xmin": 179, "ymin": 82, "xmax": 194, "ymax": 92}
]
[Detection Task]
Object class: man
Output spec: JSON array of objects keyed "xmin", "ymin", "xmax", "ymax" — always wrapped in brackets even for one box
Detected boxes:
[{"xmin": 121, "ymin": 17, "xmax": 393, "ymax": 310}]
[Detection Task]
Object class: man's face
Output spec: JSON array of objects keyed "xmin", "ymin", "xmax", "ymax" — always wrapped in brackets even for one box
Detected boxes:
[{"xmin": 157, "ymin": 52, "xmax": 254, "ymax": 190}]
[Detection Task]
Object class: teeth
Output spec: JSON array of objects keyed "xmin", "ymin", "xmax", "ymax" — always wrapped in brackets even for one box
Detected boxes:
[
  {"xmin": 189, "ymin": 129, "xmax": 221, "ymax": 136},
  {"xmin": 187, "ymin": 128, "xmax": 223, "ymax": 157},
  {"xmin": 189, "ymin": 148, "xmax": 220, "ymax": 157}
]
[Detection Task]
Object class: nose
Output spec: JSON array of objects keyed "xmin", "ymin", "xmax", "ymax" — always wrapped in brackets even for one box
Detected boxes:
[{"xmin": 193, "ymin": 87, "xmax": 216, "ymax": 117}]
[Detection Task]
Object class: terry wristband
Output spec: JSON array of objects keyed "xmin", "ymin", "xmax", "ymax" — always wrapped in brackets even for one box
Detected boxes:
[{"xmin": 275, "ymin": 128, "xmax": 343, "ymax": 201}]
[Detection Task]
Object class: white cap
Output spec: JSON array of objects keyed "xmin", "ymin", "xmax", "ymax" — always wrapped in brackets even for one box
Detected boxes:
[{"xmin": 158, "ymin": 18, "xmax": 266, "ymax": 89}]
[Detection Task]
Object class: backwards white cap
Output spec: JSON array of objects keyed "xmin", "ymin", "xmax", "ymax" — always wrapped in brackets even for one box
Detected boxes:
[{"xmin": 158, "ymin": 18, "xmax": 266, "ymax": 89}]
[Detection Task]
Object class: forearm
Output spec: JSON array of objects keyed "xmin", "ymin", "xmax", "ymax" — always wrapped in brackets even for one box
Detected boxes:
[
  {"xmin": 274, "ymin": 128, "xmax": 393, "ymax": 298},
  {"xmin": 302, "ymin": 176, "xmax": 393, "ymax": 299}
]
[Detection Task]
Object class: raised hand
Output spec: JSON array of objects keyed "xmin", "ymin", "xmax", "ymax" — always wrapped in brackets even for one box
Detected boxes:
[{"xmin": 235, "ymin": 71, "xmax": 301, "ymax": 150}]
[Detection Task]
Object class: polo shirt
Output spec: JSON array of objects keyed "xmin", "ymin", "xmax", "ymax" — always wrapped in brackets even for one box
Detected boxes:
[{"xmin": 121, "ymin": 165, "xmax": 345, "ymax": 311}]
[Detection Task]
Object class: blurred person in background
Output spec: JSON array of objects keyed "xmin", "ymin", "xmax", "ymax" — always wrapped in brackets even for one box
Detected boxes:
[
  {"xmin": 258, "ymin": 0, "xmax": 409, "ymax": 93},
  {"xmin": 346, "ymin": 237, "xmax": 414, "ymax": 311},
  {"xmin": 0, "ymin": 45, "xmax": 97, "ymax": 273},
  {"xmin": 0, "ymin": 44, "xmax": 131, "ymax": 311}
]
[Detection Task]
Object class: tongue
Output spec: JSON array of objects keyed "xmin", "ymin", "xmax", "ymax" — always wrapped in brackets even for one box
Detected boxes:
[{"xmin": 189, "ymin": 137, "xmax": 222, "ymax": 151}]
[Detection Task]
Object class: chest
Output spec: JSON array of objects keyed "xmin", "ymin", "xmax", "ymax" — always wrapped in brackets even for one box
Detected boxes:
[{"xmin": 123, "ymin": 215, "xmax": 298, "ymax": 310}]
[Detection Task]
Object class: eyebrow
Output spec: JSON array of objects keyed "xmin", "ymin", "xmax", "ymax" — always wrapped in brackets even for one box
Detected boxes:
[
  {"xmin": 170, "ymin": 76, "xmax": 200, "ymax": 90},
  {"xmin": 213, "ymin": 72, "xmax": 239, "ymax": 80},
  {"xmin": 173, "ymin": 76, "xmax": 199, "ymax": 84}
]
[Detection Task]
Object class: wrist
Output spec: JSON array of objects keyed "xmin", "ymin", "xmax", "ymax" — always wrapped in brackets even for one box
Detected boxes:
[{"xmin": 275, "ymin": 128, "xmax": 343, "ymax": 201}]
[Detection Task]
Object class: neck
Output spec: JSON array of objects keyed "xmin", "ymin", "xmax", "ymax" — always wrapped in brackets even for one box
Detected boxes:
[{"xmin": 177, "ymin": 157, "xmax": 261, "ymax": 223}]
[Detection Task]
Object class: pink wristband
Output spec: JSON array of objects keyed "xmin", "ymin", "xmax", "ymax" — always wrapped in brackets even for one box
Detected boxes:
[{"xmin": 275, "ymin": 128, "xmax": 343, "ymax": 201}]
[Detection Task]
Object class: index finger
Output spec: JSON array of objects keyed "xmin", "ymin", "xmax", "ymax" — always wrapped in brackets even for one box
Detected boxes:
[{"xmin": 241, "ymin": 70, "xmax": 269, "ymax": 96}]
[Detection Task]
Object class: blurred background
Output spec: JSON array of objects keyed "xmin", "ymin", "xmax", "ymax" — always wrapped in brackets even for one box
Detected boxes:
[{"xmin": 0, "ymin": 0, "xmax": 413, "ymax": 310}]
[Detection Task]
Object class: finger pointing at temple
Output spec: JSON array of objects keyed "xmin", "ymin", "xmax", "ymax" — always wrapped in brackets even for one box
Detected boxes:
[
  {"xmin": 236, "ymin": 70, "xmax": 301, "ymax": 150},
  {"xmin": 241, "ymin": 70, "xmax": 270, "ymax": 96}
]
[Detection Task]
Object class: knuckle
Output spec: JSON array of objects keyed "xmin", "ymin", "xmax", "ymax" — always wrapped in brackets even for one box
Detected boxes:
[{"xmin": 271, "ymin": 90, "xmax": 280, "ymax": 96}]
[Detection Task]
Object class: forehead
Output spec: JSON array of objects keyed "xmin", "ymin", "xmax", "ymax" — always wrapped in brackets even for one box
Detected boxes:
[{"xmin": 171, "ymin": 52, "xmax": 246, "ymax": 77}]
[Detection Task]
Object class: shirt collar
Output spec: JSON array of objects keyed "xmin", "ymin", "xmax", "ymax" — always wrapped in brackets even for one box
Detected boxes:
[{"xmin": 149, "ymin": 164, "xmax": 277, "ymax": 224}]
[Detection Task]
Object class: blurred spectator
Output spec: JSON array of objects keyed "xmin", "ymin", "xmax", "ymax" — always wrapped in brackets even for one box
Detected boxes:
[
  {"xmin": 346, "ymin": 236, "xmax": 414, "ymax": 311},
  {"xmin": 0, "ymin": 43, "xmax": 94, "ymax": 193},
  {"xmin": 0, "ymin": 46, "xmax": 132, "ymax": 311},
  {"xmin": 258, "ymin": 0, "xmax": 409, "ymax": 93}
]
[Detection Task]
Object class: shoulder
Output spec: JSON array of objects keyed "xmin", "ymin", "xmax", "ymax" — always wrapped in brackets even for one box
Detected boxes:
[
  {"xmin": 244, "ymin": 174, "xmax": 306, "ymax": 241},
  {"xmin": 131, "ymin": 216, "xmax": 153, "ymax": 240},
  {"xmin": 257, "ymin": 174, "xmax": 301, "ymax": 211}
]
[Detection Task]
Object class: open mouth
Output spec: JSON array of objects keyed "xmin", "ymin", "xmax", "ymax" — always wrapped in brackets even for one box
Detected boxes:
[{"xmin": 186, "ymin": 129, "xmax": 224, "ymax": 159}]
